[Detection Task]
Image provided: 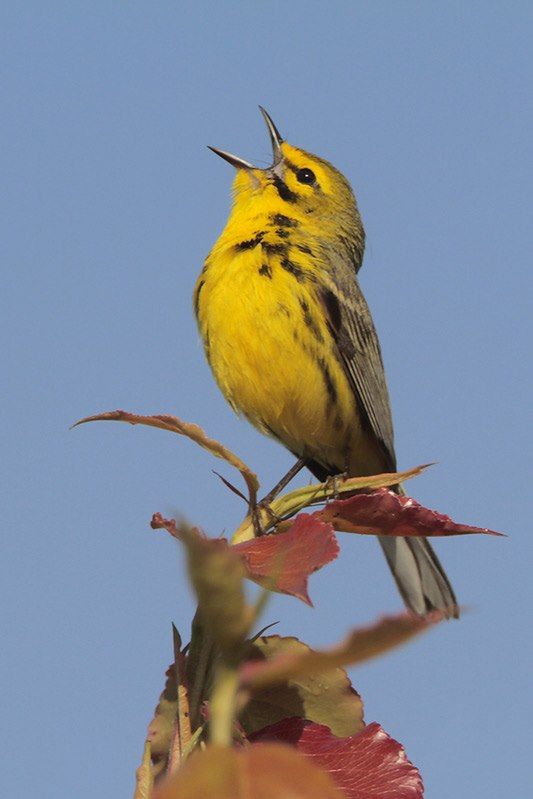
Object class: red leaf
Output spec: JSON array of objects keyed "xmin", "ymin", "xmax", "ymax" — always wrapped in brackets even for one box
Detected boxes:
[
  {"xmin": 73, "ymin": 409, "xmax": 259, "ymax": 506},
  {"xmin": 251, "ymin": 718, "xmax": 423, "ymax": 799},
  {"xmin": 233, "ymin": 514, "xmax": 339, "ymax": 605},
  {"xmin": 152, "ymin": 512, "xmax": 338, "ymax": 606},
  {"xmin": 153, "ymin": 742, "xmax": 341, "ymax": 799},
  {"xmin": 319, "ymin": 488, "xmax": 504, "ymax": 537}
]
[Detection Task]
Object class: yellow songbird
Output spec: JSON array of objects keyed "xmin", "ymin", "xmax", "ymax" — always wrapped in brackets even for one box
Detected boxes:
[{"xmin": 194, "ymin": 108, "xmax": 457, "ymax": 617}]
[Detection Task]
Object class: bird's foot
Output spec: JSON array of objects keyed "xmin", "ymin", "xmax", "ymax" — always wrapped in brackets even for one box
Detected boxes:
[
  {"xmin": 324, "ymin": 472, "xmax": 348, "ymax": 499},
  {"xmin": 252, "ymin": 500, "xmax": 281, "ymax": 536}
]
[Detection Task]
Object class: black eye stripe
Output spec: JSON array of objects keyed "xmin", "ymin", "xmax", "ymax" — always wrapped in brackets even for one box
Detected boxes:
[
  {"xmin": 272, "ymin": 174, "xmax": 298, "ymax": 202},
  {"xmin": 296, "ymin": 167, "xmax": 316, "ymax": 185}
]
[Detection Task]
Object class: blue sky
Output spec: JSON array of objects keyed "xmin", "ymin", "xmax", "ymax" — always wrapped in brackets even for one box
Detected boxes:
[{"xmin": 1, "ymin": 3, "xmax": 531, "ymax": 797}]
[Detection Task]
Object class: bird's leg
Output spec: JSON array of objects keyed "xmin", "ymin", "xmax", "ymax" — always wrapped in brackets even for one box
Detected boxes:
[
  {"xmin": 253, "ymin": 458, "xmax": 307, "ymax": 534},
  {"xmin": 260, "ymin": 457, "xmax": 307, "ymax": 506}
]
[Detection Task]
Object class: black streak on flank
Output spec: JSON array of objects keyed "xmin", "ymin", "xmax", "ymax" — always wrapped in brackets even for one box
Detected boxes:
[
  {"xmin": 272, "ymin": 174, "xmax": 298, "ymax": 203},
  {"xmin": 235, "ymin": 232, "xmax": 264, "ymax": 251},
  {"xmin": 321, "ymin": 288, "xmax": 342, "ymax": 333},
  {"xmin": 296, "ymin": 244, "xmax": 313, "ymax": 255},
  {"xmin": 281, "ymin": 257, "xmax": 305, "ymax": 282},
  {"xmin": 271, "ymin": 214, "xmax": 299, "ymax": 228},
  {"xmin": 299, "ymin": 298, "xmax": 324, "ymax": 343},
  {"xmin": 263, "ymin": 242, "xmax": 287, "ymax": 256},
  {"xmin": 321, "ymin": 287, "xmax": 356, "ymax": 359},
  {"xmin": 318, "ymin": 357, "xmax": 338, "ymax": 406},
  {"xmin": 259, "ymin": 263, "xmax": 272, "ymax": 278},
  {"xmin": 194, "ymin": 280, "xmax": 204, "ymax": 317}
]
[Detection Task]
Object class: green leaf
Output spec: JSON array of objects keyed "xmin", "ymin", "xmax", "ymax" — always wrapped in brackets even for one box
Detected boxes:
[
  {"xmin": 240, "ymin": 635, "xmax": 364, "ymax": 738},
  {"xmin": 152, "ymin": 515, "xmax": 250, "ymax": 656}
]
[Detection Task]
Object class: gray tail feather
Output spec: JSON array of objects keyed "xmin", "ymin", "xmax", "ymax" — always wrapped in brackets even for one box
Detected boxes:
[
  {"xmin": 378, "ymin": 535, "xmax": 459, "ymax": 618},
  {"xmin": 303, "ymin": 457, "xmax": 458, "ymax": 618}
]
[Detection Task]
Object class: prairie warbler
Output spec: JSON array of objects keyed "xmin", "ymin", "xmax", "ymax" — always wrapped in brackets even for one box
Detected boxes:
[{"xmin": 194, "ymin": 108, "xmax": 457, "ymax": 617}]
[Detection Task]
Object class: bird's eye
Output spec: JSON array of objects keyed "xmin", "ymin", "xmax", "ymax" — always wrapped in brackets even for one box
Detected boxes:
[{"xmin": 296, "ymin": 167, "xmax": 316, "ymax": 185}]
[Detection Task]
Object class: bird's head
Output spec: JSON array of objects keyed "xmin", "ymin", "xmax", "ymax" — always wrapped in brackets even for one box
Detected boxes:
[{"xmin": 209, "ymin": 108, "xmax": 362, "ymax": 236}]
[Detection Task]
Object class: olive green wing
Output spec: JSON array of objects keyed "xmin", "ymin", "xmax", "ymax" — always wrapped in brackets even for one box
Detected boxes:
[
  {"xmin": 316, "ymin": 262, "xmax": 459, "ymax": 618},
  {"xmin": 319, "ymin": 264, "xmax": 397, "ymax": 471}
]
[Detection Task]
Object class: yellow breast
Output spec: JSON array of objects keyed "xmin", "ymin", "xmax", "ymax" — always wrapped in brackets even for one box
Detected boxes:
[{"xmin": 194, "ymin": 232, "xmax": 362, "ymax": 471}]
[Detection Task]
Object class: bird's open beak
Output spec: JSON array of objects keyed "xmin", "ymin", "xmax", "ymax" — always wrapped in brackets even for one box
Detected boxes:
[
  {"xmin": 206, "ymin": 146, "xmax": 254, "ymax": 170},
  {"xmin": 208, "ymin": 107, "xmax": 284, "ymax": 170},
  {"xmin": 259, "ymin": 106, "xmax": 283, "ymax": 165}
]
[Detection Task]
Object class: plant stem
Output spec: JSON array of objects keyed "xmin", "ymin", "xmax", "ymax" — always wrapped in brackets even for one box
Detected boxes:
[
  {"xmin": 209, "ymin": 664, "xmax": 240, "ymax": 747},
  {"xmin": 231, "ymin": 465, "xmax": 427, "ymax": 544}
]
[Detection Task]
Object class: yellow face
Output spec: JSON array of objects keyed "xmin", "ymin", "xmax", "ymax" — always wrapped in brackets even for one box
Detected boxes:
[{"xmin": 232, "ymin": 141, "xmax": 358, "ymax": 221}]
